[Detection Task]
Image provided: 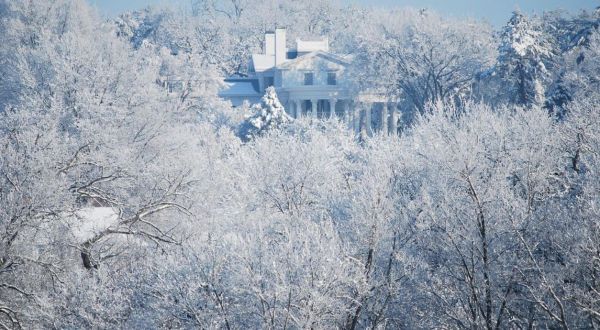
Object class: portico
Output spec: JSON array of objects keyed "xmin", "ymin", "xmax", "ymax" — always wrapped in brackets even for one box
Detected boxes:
[
  {"xmin": 289, "ymin": 98, "xmax": 349, "ymax": 119},
  {"xmin": 288, "ymin": 97, "xmax": 399, "ymax": 136},
  {"xmin": 283, "ymin": 85, "xmax": 350, "ymax": 118}
]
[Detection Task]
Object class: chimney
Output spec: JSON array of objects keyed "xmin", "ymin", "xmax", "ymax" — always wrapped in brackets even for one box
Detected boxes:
[
  {"xmin": 275, "ymin": 28, "xmax": 286, "ymax": 66},
  {"xmin": 264, "ymin": 32, "xmax": 275, "ymax": 56}
]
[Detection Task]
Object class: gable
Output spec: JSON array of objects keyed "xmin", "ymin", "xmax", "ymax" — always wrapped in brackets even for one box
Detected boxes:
[{"xmin": 278, "ymin": 51, "xmax": 350, "ymax": 71}]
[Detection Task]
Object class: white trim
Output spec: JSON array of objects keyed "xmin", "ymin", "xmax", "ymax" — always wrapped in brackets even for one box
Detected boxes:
[{"xmin": 276, "ymin": 51, "xmax": 351, "ymax": 70}]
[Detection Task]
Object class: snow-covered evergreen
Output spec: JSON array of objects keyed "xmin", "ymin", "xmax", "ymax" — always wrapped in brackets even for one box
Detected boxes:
[
  {"xmin": 238, "ymin": 86, "xmax": 292, "ymax": 141},
  {"xmin": 495, "ymin": 10, "xmax": 556, "ymax": 106}
]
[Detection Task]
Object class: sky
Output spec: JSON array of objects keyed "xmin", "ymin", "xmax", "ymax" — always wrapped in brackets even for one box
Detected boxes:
[{"xmin": 88, "ymin": 0, "xmax": 599, "ymax": 26}]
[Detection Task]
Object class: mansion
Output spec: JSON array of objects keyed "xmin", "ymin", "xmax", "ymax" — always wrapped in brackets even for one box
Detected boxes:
[{"xmin": 218, "ymin": 28, "xmax": 400, "ymax": 135}]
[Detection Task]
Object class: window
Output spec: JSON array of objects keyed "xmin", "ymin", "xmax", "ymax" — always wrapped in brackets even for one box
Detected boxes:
[
  {"xmin": 264, "ymin": 76, "xmax": 274, "ymax": 89},
  {"xmin": 327, "ymin": 72, "xmax": 337, "ymax": 85},
  {"xmin": 304, "ymin": 72, "xmax": 314, "ymax": 85}
]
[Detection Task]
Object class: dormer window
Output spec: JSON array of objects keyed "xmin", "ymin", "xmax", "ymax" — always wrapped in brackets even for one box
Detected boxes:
[
  {"xmin": 304, "ymin": 72, "xmax": 314, "ymax": 85},
  {"xmin": 327, "ymin": 72, "xmax": 337, "ymax": 85}
]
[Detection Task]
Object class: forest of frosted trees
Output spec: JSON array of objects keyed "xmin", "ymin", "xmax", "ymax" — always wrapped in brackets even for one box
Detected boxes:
[{"xmin": 1, "ymin": 0, "xmax": 600, "ymax": 328}]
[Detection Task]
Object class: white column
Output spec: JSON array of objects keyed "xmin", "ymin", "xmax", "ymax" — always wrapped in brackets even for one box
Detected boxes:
[
  {"xmin": 344, "ymin": 101, "xmax": 350, "ymax": 126},
  {"xmin": 365, "ymin": 103, "xmax": 372, "ymax": 136},
  {"xmin": 382, "ymin": 103, "xmax": 388, "ymax": 135},
  {"xmin": 329, "ymin": 98, "xmax": 337, "ymax": 119},
  {"xmin": 359, "ymin": 104, "xmax": 368, "ymax": 140},
  {"xmin": 294, "ymin": 99, "xmax": 302, "ymax": 118},
  {"xmin": 390, "ymin": 104, "xmax": 398, "ymax": 136},
  {"xmin": 311, "ymin": 99, "xmax": 318, "ymax": 119},
  {"xmin": 353, "ymin": 102, "xmax": 360, "ymax": 134}
]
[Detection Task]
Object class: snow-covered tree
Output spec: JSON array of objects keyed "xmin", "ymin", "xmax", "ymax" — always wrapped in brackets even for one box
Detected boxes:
[
  {"xmin": 3, "ymin": 0, "xmax": 600, "ymax": 328},
  {"xmin": 238, "ymin": 86, "xmax": 292, "ymax": 141},
  {"xmin": 495, "ymin": 10, "xmax": 555, "ymax": 107},
  {"xmin": 0, "ymin": 1, "xmax": 212, "ymax": 326},
  {"xmin": 546, "ymin": 26, "xmax": 600, "ymax": 117},
  {"xmin": 349, "ymin": 9, "xmax": 495, "ymax": 119}
]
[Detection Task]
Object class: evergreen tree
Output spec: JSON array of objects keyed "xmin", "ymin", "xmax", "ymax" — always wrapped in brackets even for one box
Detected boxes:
[
  {"xmin": 238, "ymin": 87, "xmax": 292, "ymax": 141},
  {"xmin": 495, "ymin": 11, "xmax": 555, "ymax": 106}
]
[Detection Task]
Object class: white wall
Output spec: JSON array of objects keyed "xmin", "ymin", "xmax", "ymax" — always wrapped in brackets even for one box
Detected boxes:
[{"xmin": 280, "ymin": 56, "xmax": 347, "ymax": 88}]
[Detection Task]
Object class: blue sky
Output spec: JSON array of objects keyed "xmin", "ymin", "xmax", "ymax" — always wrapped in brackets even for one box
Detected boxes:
[{"xmin": 88, "ymin": 0, "xmax": 598, "ymax": 26}]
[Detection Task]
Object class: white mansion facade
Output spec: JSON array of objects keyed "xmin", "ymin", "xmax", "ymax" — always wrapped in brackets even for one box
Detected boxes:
[{"xmin": 218, "ymin": 28, "xmax": 399, "ymax": 135}]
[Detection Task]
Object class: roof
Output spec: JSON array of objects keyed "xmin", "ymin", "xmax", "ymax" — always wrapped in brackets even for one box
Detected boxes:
[
  {"xmin": 219, "ymin": 79, "xmax": 260, "ymax": 97},
  {"xmin": 250, "ymin": 46, "xmax": 348, "ymax": 72},
  {"xmin": 251, "ymin": 54, "xmax": 275, "ymax": 72},
  {"xmin": 276, "ymin": 50, "xmax": 351, "ymax": 70}
]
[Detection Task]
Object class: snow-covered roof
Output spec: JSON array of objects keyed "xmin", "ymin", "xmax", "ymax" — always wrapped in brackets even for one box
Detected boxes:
[
  {"xmin": 276, "ymin": 50, "xmax": 351, "ymax": 70},
  {"xmin": 67, "ymin": 207, "xmax": 119, "ymax": 242},
  {"xmin": 219, "ymin": 79, "xmax": 260, "ymax": 96},
  {"xmin": 251, "ymin": 54, "xmax": 276, "ymax": 71}
]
